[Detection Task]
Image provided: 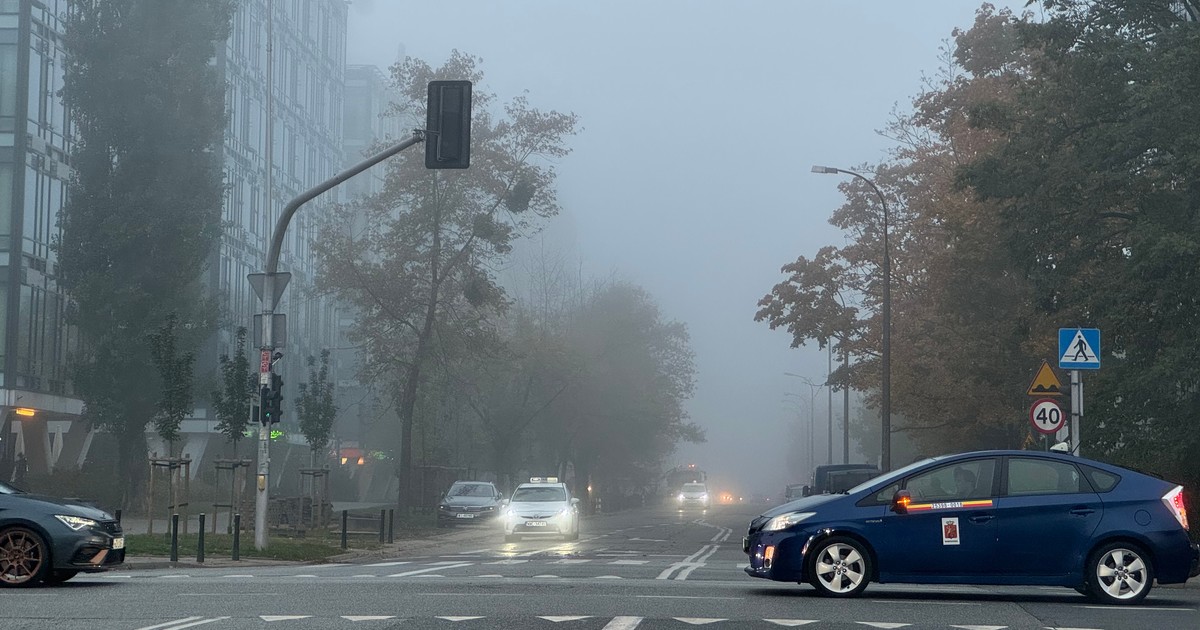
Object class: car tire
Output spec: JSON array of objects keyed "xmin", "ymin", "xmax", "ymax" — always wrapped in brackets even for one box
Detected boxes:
[
  {"xmin": 807, "ymin": 536, "xmax": 871, "ymax": 598},
  {"xmin": 1086, "ymin": 542, "xmax": 1154, "ymax": 605},
  {"xmin": 566, "ymin": 524, "xmax": 579, "ymax": 541},
  {"xmin": 0, "ymin": 526, "xmax": 51, "ymax": 588},
  {"xmin": 44, "ymin": 570, "xmax": 78, "ymax": 585}
]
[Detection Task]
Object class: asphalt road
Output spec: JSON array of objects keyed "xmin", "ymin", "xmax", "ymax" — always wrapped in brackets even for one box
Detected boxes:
[{"xmin": 5, "ymin": 502, "xmax": 1198, "ymax": 629}]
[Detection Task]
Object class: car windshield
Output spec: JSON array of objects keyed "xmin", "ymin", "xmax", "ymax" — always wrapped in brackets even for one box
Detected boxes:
[
  {"xmin": 682, "ymin": 484, "xmax": 706, "ymax": 492},
  {"xmin": 846, "ymin": 457, "xmax": 941, "ymax": 495},
  {"xmin": 448, "ymin": 483, "xmax": 495, "ymax": 497},
  {"xmin": 0, "ymin": 481, "xmax": 21, "ymax": 495},
  {"xmin": 511, "ymin": 487, "xmax": 567, "ymax": 502}
]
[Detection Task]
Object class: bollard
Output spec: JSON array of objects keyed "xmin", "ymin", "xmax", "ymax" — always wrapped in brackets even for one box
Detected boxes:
[
  {"xmin": 170, "ymin": 513, "xmax": 179, "ymax": 563},
  {"xmin": 341, "ymin": 510, "xmax": 348, "ymax": 550},
  {"xmin": 387, "ymin": 509, "xmax": 394, "ymax": 544},
  {"xmin": 379, "ymin": 509, "xmax": 386, "ymax": 544},
  {"xmin": 197, "ymin": 513, "xmax": 206, "ymax": 563},
  {"xmin": 115, "ymin": 509, "xmax": 122, "ymax": 525},
  {"xmin": 232, "ymin": 513, "xmax": 241, "ymax": 561}
]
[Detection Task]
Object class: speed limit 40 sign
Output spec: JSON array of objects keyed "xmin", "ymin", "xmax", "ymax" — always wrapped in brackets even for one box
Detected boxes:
[{"xmin": 1030, "ymin": 398, "xmax": 1066, "ymax": 435}]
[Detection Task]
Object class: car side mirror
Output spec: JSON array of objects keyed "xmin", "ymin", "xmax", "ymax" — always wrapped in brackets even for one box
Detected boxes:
[
  {"xmin": 891, "ymin": 489, "xmax": 912, "ymax": 515},
  {"xmin": 570, "ymin": 497, "xmax": 580, "ymax": 506},
  {"xmin": 501, "ymin": 498, "xmax": 509, "ymax": 506},
  {"xmin": 801, "ymin": 486, "xmax": 812, "ymax": 497}
]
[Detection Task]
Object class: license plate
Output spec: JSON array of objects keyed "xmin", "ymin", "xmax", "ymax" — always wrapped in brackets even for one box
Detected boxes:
[
  {"xmin": 112, "ymin": 537, "xmax": 125, "ymax": 550},
  {"xmin": 456, "ymin": 513, "xmax": 475, "ymax": 519},
  {"xmin": 526, "ymin": 521, "xmax": 548, "ymax": 527}
]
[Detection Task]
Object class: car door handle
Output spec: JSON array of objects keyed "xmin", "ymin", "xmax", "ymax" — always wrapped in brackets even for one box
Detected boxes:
[
  {"xmin": 968, "ymin": 515, "xmax": 994, "ymax": 524},
  {"xmin": 1070, "ymin": 507, "xmax": 1096, "ymax": 516}
]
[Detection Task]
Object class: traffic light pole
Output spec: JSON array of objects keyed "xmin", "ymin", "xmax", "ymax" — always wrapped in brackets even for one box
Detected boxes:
[{"xmin": 252, "ymin": 131, "xmax": 426, "ymax": 550}]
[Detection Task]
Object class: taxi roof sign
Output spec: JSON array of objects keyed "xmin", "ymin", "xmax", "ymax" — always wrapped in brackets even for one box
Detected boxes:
[
  {"xmin": 529, "ymin": 477, "xmax": 559, "ymax": 484},
  {"xmin": 1027, "ymin": 360, "xmax": 1064, "ymax": 396}
]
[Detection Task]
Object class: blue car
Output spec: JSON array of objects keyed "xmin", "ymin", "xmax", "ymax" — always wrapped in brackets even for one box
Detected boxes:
[{"xmin": 744, "ymin": 450, "xmax": 1199, "ymax": 604}]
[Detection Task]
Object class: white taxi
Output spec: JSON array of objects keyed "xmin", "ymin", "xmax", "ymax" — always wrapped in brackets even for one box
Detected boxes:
[{"xmin": 503, "ymin": 477, "xmax": 580, "ymax": 542}]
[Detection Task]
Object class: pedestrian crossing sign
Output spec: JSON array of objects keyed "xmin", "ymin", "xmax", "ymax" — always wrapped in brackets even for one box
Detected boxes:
[{"xmin": 1058, "ymin": 328, "xmax": 1100, "ymax": 370}]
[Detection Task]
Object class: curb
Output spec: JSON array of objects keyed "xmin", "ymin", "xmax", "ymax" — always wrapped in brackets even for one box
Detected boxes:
[{"xmin": 119, "ymin": 557, "xmax": 307, "ymax": 571}]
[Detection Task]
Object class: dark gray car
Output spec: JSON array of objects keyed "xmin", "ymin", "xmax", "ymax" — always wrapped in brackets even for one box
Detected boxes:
[
  {"xmin": 0, "ymin": 480, "xmax": 125, "ymax": 587},
  {"xmin": 437, "ymin": 481, "xmax": 504, "ymax": 527}
]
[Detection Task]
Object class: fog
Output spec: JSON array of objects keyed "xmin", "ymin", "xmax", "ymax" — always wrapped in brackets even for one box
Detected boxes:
[{"xmin": 345, "ymin": 1, "xmax": 1028, "ymax": 498}]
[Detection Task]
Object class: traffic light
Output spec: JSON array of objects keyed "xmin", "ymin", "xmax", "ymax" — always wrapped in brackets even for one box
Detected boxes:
[
  {"xmin": 425, "ymin": 80, "xmax": 472, "ymax": 169},
  {"xmin": 259, "ymin": 384, "xmax": 271, "ymax": 425},
  {"xmin": 268, "ymin": 373, "xmax": 284, "ymax": 424}
]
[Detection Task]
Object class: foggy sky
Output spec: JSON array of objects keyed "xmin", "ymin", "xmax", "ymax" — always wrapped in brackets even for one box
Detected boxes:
[{"xmin": 344, "ymin": 1, "xmax": 1030, "ymax": 496}]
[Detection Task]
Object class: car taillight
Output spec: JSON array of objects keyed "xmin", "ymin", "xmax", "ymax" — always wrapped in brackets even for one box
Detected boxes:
[{"xmin": 1162, "ymin": 486, "xmax": 1188, "ymax": 531}]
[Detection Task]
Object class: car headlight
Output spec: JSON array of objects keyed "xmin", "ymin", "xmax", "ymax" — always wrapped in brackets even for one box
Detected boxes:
[
  {"xmin": 439, "ymin": 504, "xmax": 450, "ymax": 510},
  {"xmin": 762, "ymin": 511, "xmax": 816, "ymax": 532},
  {"xmin": 55, "ymin": 515, "xmax": 99, "ymax": 531},
  {"xmin": 677, "ymin": 493, "xmax": 685, "ymax": 501}
]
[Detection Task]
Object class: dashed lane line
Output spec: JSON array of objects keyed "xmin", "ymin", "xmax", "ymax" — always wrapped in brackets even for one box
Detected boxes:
[{"xmin": 675, "ymin": 544, "xmax": 721, "ymax": 581}]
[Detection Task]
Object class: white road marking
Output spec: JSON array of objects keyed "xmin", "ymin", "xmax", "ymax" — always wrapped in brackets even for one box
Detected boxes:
[
  {"xmin": 158, "ymin": 575, "xmax": 190, "ymax": 579},
  {"xmin": 152, "ymin": 618, "xmax": 230, "ymax": 630},
  {"xmin": 539, "ymin": 616, "xmax": 591, "ymax": 622},
  {"xmin": 387, "ymin": 562, "xmax": 473, "ymax": 577},
  {"xmin": 350, "ymin": 574, "xmax": 376, "ymax": 578},
  {"xmin": 478, "ymin": 574, "xmax": 505, "ymax": 578},
  {"xmin": 292, "ymin": 574, "xmax": 318, "ymax": 578},
  {"xmin": 437, "ymin": 616, "xmax": 486, "ymax": 622},
  {"xmin": 261, "ymin": 616, "xmax": 312, "ymax": 622},
  {"xmin": 764, "ymin": 621, "xmax": 819, "ymax": 627},
  {"xmin": 609, "ymin": 560, "xmax": 648, "ymax": 565},
  {"xmin": 595, "ymin": 575, "xmax": 624, "ymax": 579},
  {"xmin": 950, "ymin": 625, "xmax": 1007, "ymax": 630},
  {"xmin": 100, "ymin": 574, "xmax": 133, "ymax": 579},
  {"xmin": 533, "ymin": 574, "xmax": 560, "ymax": 578},
  {"xmin": 486, "ymin": 559, "xmax": 529, "ymax": 564},
  {"xmin": 675, "ymin": 544, "xmax": 720, "ymax": 580},
  {"xmin": 602, "ymin": 616, "xmax": 643, "ymax": 630},
  {"xmin": 656, "ymin": 545, "xmax": 712, "ymax": 579},
  {"xmin": 342, "ymin": 616, "xmax": 397, "ymax": 621},
  {"xmin": 134, "ymin": 618, "xmax": 203, "ymax": 630},
  {"xmin": 857, "ymin": 624, "xmax": 911, "ymax": 629},
  {"xmin": 552, "ymin": 559, "xmax": 591, "ymax": 564},
  {"xmin": 365, "ymin": 560, "xmax": 411, "ymax": 567},
  {"xmin": 675, "ymin": 619, "xmax": 726, "ymax": 625}
]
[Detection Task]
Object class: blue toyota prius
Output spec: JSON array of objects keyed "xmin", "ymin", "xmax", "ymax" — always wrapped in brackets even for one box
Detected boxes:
[{"xmin": 744, "ymin": 450, "xmax": 1199, "ymax": 604}]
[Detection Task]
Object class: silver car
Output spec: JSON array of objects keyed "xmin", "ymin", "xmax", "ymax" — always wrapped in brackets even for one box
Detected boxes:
[{"xmin": 503, "ymin": 478, "xmax": 580, "ymax": 542}]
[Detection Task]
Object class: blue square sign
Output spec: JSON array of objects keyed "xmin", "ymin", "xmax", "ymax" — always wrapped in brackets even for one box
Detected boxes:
[{"xmin": 1059, "ymin": 328, "xmax": 1100, "ymax": 370}]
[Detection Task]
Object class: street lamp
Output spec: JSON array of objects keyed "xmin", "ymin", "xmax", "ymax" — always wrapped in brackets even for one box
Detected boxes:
[
  {"xmin": 812, "ymin": 165, "xmax": 892, "ymax": 471},
  {"xmin": 784, "ymin": 373, "xmax": 824, "ymax": 475}
]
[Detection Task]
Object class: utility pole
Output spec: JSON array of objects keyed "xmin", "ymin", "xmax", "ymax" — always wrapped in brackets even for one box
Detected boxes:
[
  {"xmin": 827, "ymin": 345, "xmax": 833, "ymax": 465},
  {"xmin": 255, "ymin": 0, "xmax": 276, "ymax": 552},
  {"xmin": 842, "ymin": 348, "xmax": 850, "ymax": 464},
  {"xmin": 248, "ymin": 81, "xmax": 472, "ymax": 550}
]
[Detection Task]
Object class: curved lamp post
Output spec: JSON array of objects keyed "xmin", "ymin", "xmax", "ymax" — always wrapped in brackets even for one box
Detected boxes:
[{"xmin": 811, "ymin": 165, "xmax": 892, "ymax": 471}]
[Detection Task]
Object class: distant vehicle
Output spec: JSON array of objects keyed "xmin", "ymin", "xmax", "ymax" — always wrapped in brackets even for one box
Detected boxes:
[
  {"xmin": 0, "ymin": 480, "xmax": 125, "ymax": 587},
  {"xmin": 804, "ymin": 463, "xmax": 880, "ymax": 496},
  {"xmin": 436, "ymin": 481, "xmax": 505, "ymax": 528},
  {"xmin": 504, "ymin": 477, "xmax": 580, "ymax": 542},
  {"xmin": 744, "ymin": 450, "xmax": 1199, "ymax": 604},
  {"xmin": 665, "ymin": 464, "xmax": 706, "ymax": 503},
  {"xmin": 783, "ymin": 484, "xmax": 807, "ymax": 502},
  {"xmin": 676, "ymin": 482, "xmax": 710, "ymax": 510}
]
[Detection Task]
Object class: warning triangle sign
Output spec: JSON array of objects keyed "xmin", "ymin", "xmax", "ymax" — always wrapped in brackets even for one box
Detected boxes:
[{"xmin": 1027, "ymin": 360, "xmax": 1063, "ymax": 396}]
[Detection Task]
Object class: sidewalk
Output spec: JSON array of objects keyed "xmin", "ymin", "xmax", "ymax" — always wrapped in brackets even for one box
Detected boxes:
[{"xmin": 119, "ymin": 555, "xmax": 306, "ymax": 571}]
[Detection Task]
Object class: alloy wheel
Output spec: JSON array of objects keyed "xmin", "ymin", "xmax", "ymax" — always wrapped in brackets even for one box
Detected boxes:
[
  {"xmin": 0, "ymin": 528, "xmax": 47, "ymax": 587},
  {"xmin": 1094, "ymin": 547, "xmax": 1149, "ymax": 601},
  {"xmin": 814, "ymin": 541, "xmax": 866, "ymax": 594}
]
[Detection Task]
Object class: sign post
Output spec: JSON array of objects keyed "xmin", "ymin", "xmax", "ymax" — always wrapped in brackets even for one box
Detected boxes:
[{"xmin": 1058, "ymin": 328, "xmax": 1101, "ymax": 455}]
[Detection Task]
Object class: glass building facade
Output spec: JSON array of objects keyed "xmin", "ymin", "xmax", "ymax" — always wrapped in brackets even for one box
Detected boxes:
[{"xmin": 0, "ymin": 0, "xmax": 85, "ymax": 478}]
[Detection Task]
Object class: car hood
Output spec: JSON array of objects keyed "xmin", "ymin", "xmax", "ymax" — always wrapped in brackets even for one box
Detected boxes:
[
  {"xmin": 508, "ymin": 501, "xmax": 568, "ymax": 514},
  {"xmin": 443, "ymin": 496, "xmax": 498, "ymax": 507},
  {"xmin": 12, "ymin": 493, "xmax": 114, "ymax": 520},
  {"xmin": 759, "ymin": 493, "xmax": 843, "ymax": 518},
  {"xmin": 681, "ymin": 492, "xmax": 707, "ymax": 497}
]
